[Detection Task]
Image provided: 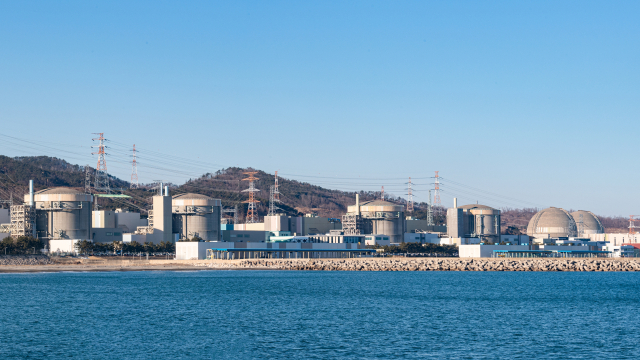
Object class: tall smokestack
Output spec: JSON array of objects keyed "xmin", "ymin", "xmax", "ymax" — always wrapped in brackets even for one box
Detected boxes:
[
  {"xmin": 453, "ymin": 197, "xmax": 457, "ymax": 209},
  {"xmin": 356, "ymin": 194, "xmax": 360, "ymax": 215},
  {"xmin": 29, "ymin": 180, "xmax": 34, "ymax": 207},
  {"xmin": 165, "ymin": 186, "xmax": 169, "ymax": 197}
]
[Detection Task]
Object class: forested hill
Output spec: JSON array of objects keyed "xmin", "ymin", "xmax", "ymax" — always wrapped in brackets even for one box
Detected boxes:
[
  {"xmin": 0, "ymin": 155, "xmax": 129, "ymax": 203},
  {"xmin": 174, "ymin": 167, "xmax": 412, "ymax": 219}
]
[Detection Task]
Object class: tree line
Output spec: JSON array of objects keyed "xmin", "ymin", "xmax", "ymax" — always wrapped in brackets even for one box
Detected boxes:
[
  {"xmin": 74, "ymin": 240, "xmax": 175, "ymax": 255},
  {"xmin": 1, "ymin": 236, "xmax": 45, "ymax": 255},
  {"xmin": 373, "ymin": 242, "xmax": 458, "ymax": 256}
]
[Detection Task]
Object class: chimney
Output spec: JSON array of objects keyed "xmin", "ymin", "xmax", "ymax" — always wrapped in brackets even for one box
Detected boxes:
[
  {"xmin": 29, "ymin": 180, "xmax": 34, "ymax": 207},
  {"xmin": 355, "ymin": 194, "xmax": 360, "ymax": 216},
  {"xmin": 453, "ymin": 197, "xmax": 457, "ymax": 209},
  {"xmin": 165, "ymin": 186, "xmax": 169, "ymax": 197}
]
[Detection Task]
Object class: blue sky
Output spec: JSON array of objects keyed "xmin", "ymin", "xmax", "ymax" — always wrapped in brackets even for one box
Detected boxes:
[{"xmin": 0, "ymin": 1, "xmax": 638, "ymax": 216}]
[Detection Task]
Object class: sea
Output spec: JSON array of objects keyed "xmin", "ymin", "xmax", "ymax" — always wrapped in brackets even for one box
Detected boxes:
[{"xmin": 1, "ymin": 270, "xmax": 639, "ymax": 359}]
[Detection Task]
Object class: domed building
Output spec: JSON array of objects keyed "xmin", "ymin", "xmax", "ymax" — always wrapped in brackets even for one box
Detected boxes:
[
  {"xmin": 447, "ymin": 203, "xmax": 501, "ymax": 242},
  {"xmin": 171, "ymin": 193, "xmax": 221, "ymax": 241},
  {"xmin": 24, "ymin": 187, "xmax": 93, "ymax": 241},
  {"xmin": 526, "ymin": 207, "xmax": 577, "ymax": 238},
  {"xmin": 570, "ymin": 210, "xmax": 604, "ymax": 236}
]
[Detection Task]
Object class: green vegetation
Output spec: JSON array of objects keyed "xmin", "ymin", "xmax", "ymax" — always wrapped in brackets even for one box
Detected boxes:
[
  {"xmin": 74, "ymin": 240, "xmax": 175, "ymax": 255},
  {"xmin": 0, "ymin": 236, "xmax": 44, "ymax": 255},
  {"xmin": 373, "ymin": 242, "xmax": 457, "ymax": 256}
]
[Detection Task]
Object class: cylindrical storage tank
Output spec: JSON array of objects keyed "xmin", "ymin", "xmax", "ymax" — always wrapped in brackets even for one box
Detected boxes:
[
  {"xmin": 459, "ymin": 204, "xmax": 501, "ymax": 241},
  {"xmin": 26, "ymin": 187, "xmax": 93, "ymax": 240},
  {"xmin": 172, "ymin": 193, "xmax": 221, "ymax": 241},
  {"xmin": 355, "ymin": 200, "xmax": 405, "ymax": 243}
]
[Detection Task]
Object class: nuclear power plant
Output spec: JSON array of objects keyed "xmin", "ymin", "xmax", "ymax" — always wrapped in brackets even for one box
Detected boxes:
[{"xmin": 0, "ymin": 162, "xmax": 636, "ymax": 260}]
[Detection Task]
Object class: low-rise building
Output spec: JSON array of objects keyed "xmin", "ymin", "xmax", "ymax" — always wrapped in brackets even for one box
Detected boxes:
[
  {"xmin": 176, "ymin": 241, "xmax": 371, "ymax": 260},
  {"xmin": 460, "ymin": 245, "xmax": 530, "ymax": 258}
]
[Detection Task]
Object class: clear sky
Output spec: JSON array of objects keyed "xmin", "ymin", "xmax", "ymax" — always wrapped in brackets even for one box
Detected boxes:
[{"xmin": 0, "ymin": 1, "xmax": 638, "ymax": 216}]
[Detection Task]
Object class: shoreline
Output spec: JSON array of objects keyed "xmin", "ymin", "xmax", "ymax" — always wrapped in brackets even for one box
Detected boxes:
[{"xmin": 1, "ymin": 257, "xmax": 640, "ymax": 273}]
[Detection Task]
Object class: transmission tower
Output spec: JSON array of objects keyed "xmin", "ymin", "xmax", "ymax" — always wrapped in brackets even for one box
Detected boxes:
[
  {"xmin": 406, "ymin": 177, "xmax": 414, "ymax": 213},
  {"xmin": 268, "ymin": 185, "xmax": 276, "ymax": 216},
  {"xmin": 576, "ymin": 213, "xmax": 584, "ymax": 237},
  {"xmin": 242, "ymin": 172, "xmax": 260, "ymax": 223},
  {"xmin": 234, "ymin": 204, "xmax": 238, "ymax": 225},
  {"xmin": 427, "ymin": 189, "xmax": 434, "ymax": 226},
  {"xmin": 91, "ymin": 133, "xmax": 110, "ymax": 193},
  {"xmin": 629, "ymin": 215, "xmax": 640, "ymax": 235},
  {"xmin": 84, "ymin": 164, "xmax": 92, "ymax": 194},
  {"xmin": 268, "ymin": 172, "xmax": 282, "ymax": 216},
  {"xmin": 130, "ymin": 144, "xmax": 138, "ymax": 189},
  {"xmin": 433, "ymin": 171, "xmax": 441, "ymax": 207},
  {"xmin": 274, "ymin": 171, "xmax": 280, "ymax": 202},
  {"xmin": 432, "ymin": 171, "xmax": 441, "ymax": 223}
]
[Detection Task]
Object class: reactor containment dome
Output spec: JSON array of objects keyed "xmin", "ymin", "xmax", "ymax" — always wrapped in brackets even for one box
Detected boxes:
[
  {"xmin": 526, "ymin": 207, "xmax": 577, "ymax": 238},
  {"xmin": 570, "ymin": 210, "xmax": 605, "ymax": 235}
]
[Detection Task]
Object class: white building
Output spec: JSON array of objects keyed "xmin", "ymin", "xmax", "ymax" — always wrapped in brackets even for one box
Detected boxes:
[
  {"xmin": 176, "ymin": 241, "xmax": 369, "ymax": 260},
  {"xmin": 365, "ymin": 235, "xmax": 390, "ymax": 246},
  {"xmin": 459, "ymin": 245, "xmax": 529, "ymax": 258}
]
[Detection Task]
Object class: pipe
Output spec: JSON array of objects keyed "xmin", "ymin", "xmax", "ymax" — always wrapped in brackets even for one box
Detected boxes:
[
  {"xmin": 355, "ymin": 194, "xmax": 360, "ymax": 216},
  {"xmin": 29, "ymin": 180, "xmax": 34, "ymax": 207},
  {"xmin": 453, "ymin": 197, "xmax": 457, "ymax": 209},
  {"xmin": 165, "ymin": 186, "xmax": 169, "ymax": 197}
]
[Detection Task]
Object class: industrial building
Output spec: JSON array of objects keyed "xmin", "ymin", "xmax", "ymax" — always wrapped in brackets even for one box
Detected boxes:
[
  {"xmin": 26, "ymin": 187, "xmax": 93, "ymax": 241},
  {"xmin": 171, "ymin": 193, "xmax": 221, "ymax": 241},
  {"xmin": 343, "ymin": 194, "xmax": 406, "ymax": 243},
  {"xmin": 249, "ymin": 214, "xmax": 342, "ymax": 235},
  {"xmin": 446, "ymin": 201, "xmax": 501, "ymax": 243},
  {"xmin": 176, "ymin": 240, "xmax": 371, "ymax": 260}
]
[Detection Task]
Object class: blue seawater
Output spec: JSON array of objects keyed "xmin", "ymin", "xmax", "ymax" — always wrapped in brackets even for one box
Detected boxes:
[{"xmin": 1, "ymin": 270, "xmax": 639, "ymax": 359}]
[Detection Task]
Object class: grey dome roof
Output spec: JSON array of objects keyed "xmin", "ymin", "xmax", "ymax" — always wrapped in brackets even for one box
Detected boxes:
[
  {"xmin": 35, "ymin": 187, "xmax": 83, "ymax": 195},
  {"xmin": 172, "ymin": 193, "xmax": 213, "ymax": 200},
  {"xmin": 459, "ymin": 204, "xmax": 496, "ymax": 210},
  {"xmin": 360, "ymin": 200, "xmax": 399, "ymax": 207},
  {"xmin": 527, "ymin": 207, "xmax": 577, "ymax": 238},
  {"xmin": 570, "ymin": 210, "xmax": 605, "ymax": 235}
]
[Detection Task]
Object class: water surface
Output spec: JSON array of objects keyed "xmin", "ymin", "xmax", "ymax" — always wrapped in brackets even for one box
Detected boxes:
[{"xmin": 1, "ymin": 271, "xmax": 638, "ymax": 359}]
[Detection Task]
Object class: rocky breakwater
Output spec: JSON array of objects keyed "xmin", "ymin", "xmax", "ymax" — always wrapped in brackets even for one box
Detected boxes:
[
  {"xmin": 204, "ymin": 258, "xmax": 640, "ymax": 272},
  {"xmin": 0, "ymin": 255, "xmax": 53, "ymax": 266}
]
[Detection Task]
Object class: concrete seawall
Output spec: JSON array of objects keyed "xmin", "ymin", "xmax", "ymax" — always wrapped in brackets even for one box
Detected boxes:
[{"xmin": 196, "ymin": 258, "xmax": 640, "ymax": 272}]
